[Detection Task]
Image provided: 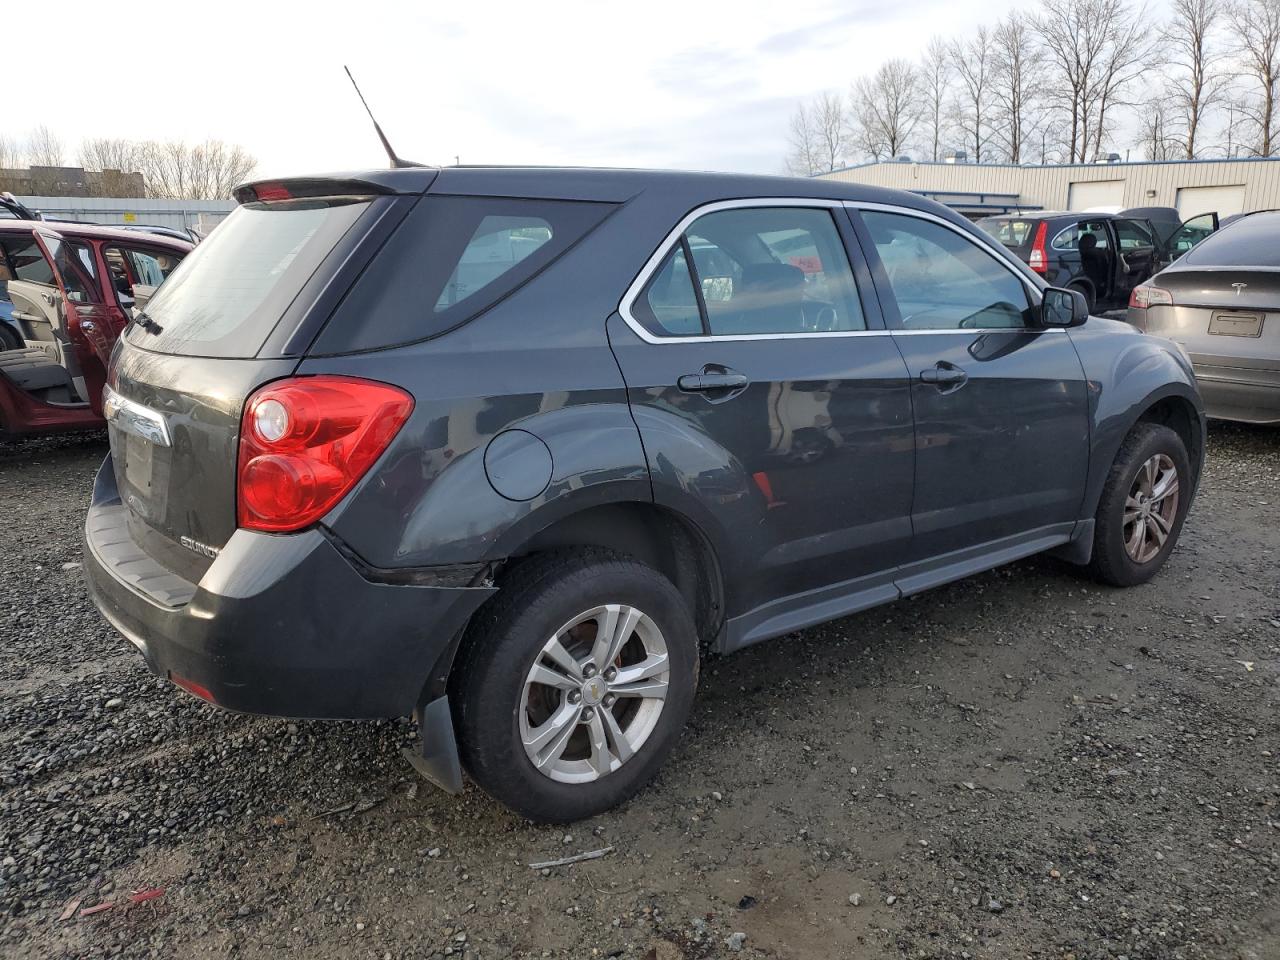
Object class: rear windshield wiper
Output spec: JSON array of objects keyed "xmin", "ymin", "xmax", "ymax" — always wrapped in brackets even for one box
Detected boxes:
[{"xmin": 131, "ymin": 311, "xmax": 164, "ymax": 335}]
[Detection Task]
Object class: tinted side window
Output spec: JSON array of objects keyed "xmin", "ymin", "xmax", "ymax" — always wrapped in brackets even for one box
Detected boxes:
[
  {"xmin": 1167, "ymin": 213, "xmax": 1216, "ymax": 255},
  {"xmin": 1183, "ymin": 212, "xmax": 1280, "ymax": 267},
  {"xmin": 1053, "ymin": 220, "xmax": 1111, "ymax": 252},
  {"xmin": 43, "ymin": 237, "xmax": 102, "ymax": 304},
  {"xmin": 1114, "ymin": 219, "xmax": 1155, "ymax": 252},
  {"xmin": 630, "ymin": 206, "xmax": 868, "ymax": 338},
  {"xmin": 2, "ymin": 237, "xmax": 55, "ymax": 288},
  {"xmin": 105, "ymin": 245, "xmax": 183, "ymax": 303},
  {"xmin": 436, "ymin": 215, "xmax": 553, "ymax": 311},
  {"xmin": 634, "ymin": 245, "xmax": 702, "ymax": 336},
  {"xmin": 323, "ymin": 196, "xmax": 616, "ymax": 352},
  {"xmin": 692, "ymin": 208, "xmax": 865, "ymax": 336},
  {"xmin": 863, "ymin": 211, "xmax": 1032, "ymax": 330}
]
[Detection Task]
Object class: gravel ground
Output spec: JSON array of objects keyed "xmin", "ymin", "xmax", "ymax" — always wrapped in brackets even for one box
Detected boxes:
[{"xmin": 1, "ymin": 424, "xmax": 1277, "ymax": 960}]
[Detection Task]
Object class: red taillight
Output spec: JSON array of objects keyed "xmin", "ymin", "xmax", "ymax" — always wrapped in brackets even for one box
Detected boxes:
[
  {"xmin": 1129, "ymin": 285, "xmax": 1173, "ymax": 309},
  {"xmin": 237, "ymin": 376, "xmax": 414, "ymax": 532},
  {"xmin": 251, "ymin": 182, "xmax": 292, "ymax": 202},
  {"xmin": 1028, "ymin": 221, "xmax": 1048, "ymax": 274}
]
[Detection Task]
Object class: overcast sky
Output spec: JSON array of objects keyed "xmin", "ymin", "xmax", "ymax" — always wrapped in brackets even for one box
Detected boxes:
[{"xmin": 14, "ymin": 0, "xmax": 1060, "ymax": 179}]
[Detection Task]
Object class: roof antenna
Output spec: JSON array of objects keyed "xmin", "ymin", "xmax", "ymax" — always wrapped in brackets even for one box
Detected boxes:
[{"xmin": 344, "ymin": 66, "xmax": 423, "ymax": 169}]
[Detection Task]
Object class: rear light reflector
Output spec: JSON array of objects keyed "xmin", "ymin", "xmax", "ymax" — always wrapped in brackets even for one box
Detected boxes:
[
  {"xmin": 1028, "ymin": 221, "xmax": 1048, "ymax": 274},
  {"xmin": 237, "ymin": 376, "xmax": 414, "ymax": 532},
  {"xmin": 1129, "ymin": 285, "xmax": 1173, "ymax": 309},
  {"xmin": 172, "ymin": 674, "xmax": 215, "ymax": 703}
]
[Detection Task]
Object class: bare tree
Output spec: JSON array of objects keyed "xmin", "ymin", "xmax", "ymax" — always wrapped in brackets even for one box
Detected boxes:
[
  {"xmin": 26, "ymin": 125, "xmax": 64, "ymax": 167},
  {"xmin": 1165, "ymin": 0, "xmax": 1230, "ymax": 157},
  {"xmin": 1037, "ymin": 0, "xmax": 1104, "ymax": 162},
  {"xmin": 79, "ymin": 138, "xmax": 147, "ymax": 196},
  {"xmin": 919, "ymin": 36, "xmax": 953, "ymax": 161},
  {"xmin": 812, "ymin": 91, "xmax": 850, "ymax": 172},
  {"xmin": 0, "ymin": 135, "xmax": 22, "ymax": 170},
  {"xmin": 137, "ymin": 139, "xmax": 257, "ymax": 200},
  {"xmin": 950, "ymin": 27, "xmax": 996, "ymax": 161},
  {"xmin": 785, "ymin": 100, "xmax": 825, "ymax": 176},
  {"xmin": 850, "ymin": 59, "xmax": 922, "ymax": 160},
  {"xmin": 79, "ymin": 137, "xmax": 141, "ymax": 172},
  {"xmin": 990, "ymin": 12, "xmax": 1044, "ymax": 162},
  {"xmin": 1137, "ymin": 90, "xmax": 1182, "ymax": 158},
  {"xmin": 1229, "ymin": 0, "xmax": 1280, "ymax": 155},
  {"xmin": 1089, "ymin": 0, "xmax": 1156, "ymax": 159},
  {"xmin": 192, "ymin": 140, "xmax": 258, "ymax": 199}
]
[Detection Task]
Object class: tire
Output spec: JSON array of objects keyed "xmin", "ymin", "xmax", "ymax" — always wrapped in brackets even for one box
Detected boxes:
[
  {"xmin": 1068, "ymin": 282, "xmax": 1095, "ymax": 315},
  {"xmin": 1088, "ymin": 423, "xmax": 1191, "ymax": 587},
  {"xmin": 452, "ymin": 549, "xmax": 699, "ymax": 822}
]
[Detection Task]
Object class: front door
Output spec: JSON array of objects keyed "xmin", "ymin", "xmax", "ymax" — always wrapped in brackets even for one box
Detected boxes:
[
  {"xmin": 609, "ymin": 201, "xmax": 916, "ymax": 640},
  {"xmin": 34, "ymin": 231, "xmax": 112, "ymax": 409},
  {"xmin": 850, "ymin": 205, "xmax": 1091, "ymax": 588}
]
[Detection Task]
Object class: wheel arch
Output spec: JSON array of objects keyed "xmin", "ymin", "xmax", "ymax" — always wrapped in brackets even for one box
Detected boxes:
[
  {"xmin": 499, "ymin": 500, "xmax": 726, "ymax": 651},
  {"xmin": 1134, "ymin": 394, "xmax": 1204, "ymax": 487},
  {"xmin": 417, "ymin": 497, "xmax": 725, "ymax": 711}
]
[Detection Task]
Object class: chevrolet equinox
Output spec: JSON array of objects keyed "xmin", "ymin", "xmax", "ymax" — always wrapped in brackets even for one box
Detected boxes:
[{"xmin": 84, "ymin": 167, "xmax": 1205, "ymax": 822}]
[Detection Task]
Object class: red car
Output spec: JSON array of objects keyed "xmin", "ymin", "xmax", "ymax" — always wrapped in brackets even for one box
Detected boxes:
[{"xmin": 0, "ymin": 221, "xmax": 191, "ymax": 438}]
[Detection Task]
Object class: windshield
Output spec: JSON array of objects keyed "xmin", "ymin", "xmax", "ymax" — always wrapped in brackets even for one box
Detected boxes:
[
  {"xmin": 977, "ymin": 218, "xmax": 1034, "ymax": 249},
  {"xmin": 127, "ymin": 197, "xmax": 371, "ymax": 357}
]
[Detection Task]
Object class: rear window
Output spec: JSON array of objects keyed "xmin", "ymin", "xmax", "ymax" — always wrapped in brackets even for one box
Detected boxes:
[
  {"xmin": 313, "ymin": 196, "xmax": 615, "ymax": 353},
  {"xmin": 1182, "ymin": 212, "xmax": 1280, "ymax": 267},
  {"xmin": 126, "ymin": 197, "xmax": 370, "ymax": 357},
  {"xmin": 978, "ymin": 218, "xmax": 1035, "ymax": 248}
]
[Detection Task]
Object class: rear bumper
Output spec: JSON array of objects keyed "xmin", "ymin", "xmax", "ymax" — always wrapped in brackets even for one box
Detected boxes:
[
  {"xmin": 1191, "ymin": 356, "xmax": 1280, "ymax": 425},
  {"xmin": 82, "ymin": 457, "xmax": 494, "ymax": 719}
]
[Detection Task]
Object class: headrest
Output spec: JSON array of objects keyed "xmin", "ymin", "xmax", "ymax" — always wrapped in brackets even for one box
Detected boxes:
[{"xmin": 739, "ymin": 262, "xmax": 805, "ymax": 293}]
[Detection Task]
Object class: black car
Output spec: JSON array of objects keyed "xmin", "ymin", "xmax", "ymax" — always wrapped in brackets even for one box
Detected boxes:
[
  {"xmin": 979, "ymin": 208, "xmax": 1218, "ymax": 312},
  {"xmin": 83, "ymin": 168, "xmax": 1205, "ymax": 822}
]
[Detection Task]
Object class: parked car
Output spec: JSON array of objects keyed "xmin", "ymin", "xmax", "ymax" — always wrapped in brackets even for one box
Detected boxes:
[
  {"xmin": 978, "ymin": 208, "xmax": 1218, "ymax": 312},
  {"xmin": 0, "ymin": 221, "xmax": 190, "ymax": 438},
  {"xmin": 83, "ymin": 168, "xmax": 1205, "ymax": 822},
  {"xmin": 1128, "ymin": 209, "xmax": 1280, "ymax": 424}
]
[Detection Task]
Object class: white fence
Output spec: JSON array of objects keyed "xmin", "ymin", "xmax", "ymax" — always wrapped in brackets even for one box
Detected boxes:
[{"xmin": 14, "ymin": 195, "xmax": 236, "ymax": 232}]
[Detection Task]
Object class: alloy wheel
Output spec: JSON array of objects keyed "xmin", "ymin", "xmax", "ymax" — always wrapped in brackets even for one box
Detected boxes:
[
  {"xmin": 1123, "ymin": 453, "xmax": 1180, "ymax": 564},
  {"xmin": 519, "ymin": 604, "xmax": 670, "ymax": 784}
]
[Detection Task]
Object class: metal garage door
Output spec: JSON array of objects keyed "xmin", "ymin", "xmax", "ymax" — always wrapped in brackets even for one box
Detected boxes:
[
  {"xmin": 1068, "ymin": 179, "xmax": 1125, "ymax": 211},
  {"xmin": 1176, "ymin": 184, "xmax": 1246, "ymax": 219}
]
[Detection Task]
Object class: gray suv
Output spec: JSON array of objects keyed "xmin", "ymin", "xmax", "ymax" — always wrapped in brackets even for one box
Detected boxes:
[{"xmin": 83, "ymin": 168, "xmax": 1205, "ymax": 822}]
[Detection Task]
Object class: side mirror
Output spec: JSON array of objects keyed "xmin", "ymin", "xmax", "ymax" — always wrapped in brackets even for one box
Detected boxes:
[{"xmin": 1041, "ymin": 286, "xmax": 1089, "ymax": 327}]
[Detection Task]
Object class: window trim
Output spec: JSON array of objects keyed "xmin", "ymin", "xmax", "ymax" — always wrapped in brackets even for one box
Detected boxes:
[
  {"xmin": 620, "ymin": 198, "xmax": 882, "ymax": 343},
  {"xmin": 852, "ymin": 202, "xmax": 1050, "ymax": 334},
  {"xmin": 619, "ymin": 198, "xmax": 1048, "ymax": 343}
]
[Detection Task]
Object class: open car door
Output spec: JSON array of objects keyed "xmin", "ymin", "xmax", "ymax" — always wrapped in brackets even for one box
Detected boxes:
[
  {"xmin": 1111, "ymin": 218, "xmax": 1161, "ymax": 298},
  {"xmin": 1161, "ymin": 212, "xmax": 1219, "ymax": 267}
]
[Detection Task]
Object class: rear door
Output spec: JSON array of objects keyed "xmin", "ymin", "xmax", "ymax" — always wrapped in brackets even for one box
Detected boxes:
[
  {"xmin": 609, "ymin": 200, "xmax": 916, "ymax": 632},
  {"xmin": 850, "ymin": 204, "xmax": 1090, "ymax": 587},
  {"xmin": 105, "ymin": 191, "xmax": 392, "ymax": 583}
]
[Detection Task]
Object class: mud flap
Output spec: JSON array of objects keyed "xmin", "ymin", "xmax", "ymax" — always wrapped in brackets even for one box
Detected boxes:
[{"xmin": 402, "ymin": 695, "xmax": 464, "ymax": 794}]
